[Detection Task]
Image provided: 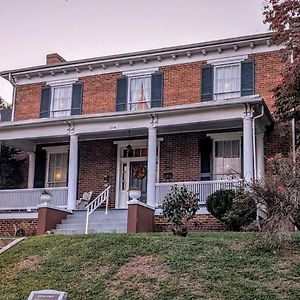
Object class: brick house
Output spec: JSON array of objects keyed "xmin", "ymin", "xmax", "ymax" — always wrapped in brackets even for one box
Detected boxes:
[{"xmin": 0, "ymin": 33, "xmax": 288, "ymax": 235}]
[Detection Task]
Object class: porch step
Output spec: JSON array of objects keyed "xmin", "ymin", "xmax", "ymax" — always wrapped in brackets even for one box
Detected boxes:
[{"xmin": 53, "ymin": 209, "xmax": 128, "ymax": 235}]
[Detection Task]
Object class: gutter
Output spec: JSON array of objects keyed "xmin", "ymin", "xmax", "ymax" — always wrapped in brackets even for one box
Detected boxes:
[{"xmin": 8, "ymin": 73, "xmax": 16, "ymax": 122}]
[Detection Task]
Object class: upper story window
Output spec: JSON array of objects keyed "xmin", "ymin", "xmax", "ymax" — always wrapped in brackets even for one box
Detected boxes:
[
  {"xmin": 116, "ymin": 68, "xmax": 163, "ymax": 112},
  {"xmin": 201, "ymin": 56, "xmax": 254, "ymax": 102},
  {"xmin": 51, "ymin": 85, "xmax": 73, "ymax": 117},
  {"xmin": 128, "ymin": 76, "xmax": 151, "ymax": 111},
  {"xmin": 214, "ymin": 64, "xmax": 241, "ymax": 100},
  {"xmin": 40, "ymin": 79, "xmax": 83, "ymax": 119}
]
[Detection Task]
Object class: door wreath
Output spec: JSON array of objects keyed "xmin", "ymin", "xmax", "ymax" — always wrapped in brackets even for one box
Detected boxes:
[{"xmin": 132, "ymin": 165, "xmax": 147, "ymax": 179}]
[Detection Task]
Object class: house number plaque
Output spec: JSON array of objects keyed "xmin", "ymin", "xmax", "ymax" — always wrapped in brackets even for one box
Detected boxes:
[{"xmin": 28, "ymin": 290, "xmax": 67, "ymax": 300}]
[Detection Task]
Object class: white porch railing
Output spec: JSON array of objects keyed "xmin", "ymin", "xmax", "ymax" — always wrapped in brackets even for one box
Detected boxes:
[
  {"xmin": 85, "ymin": 186, "xmax": 110, "ymax": 234},
  {"xmin": 155, "ymin": 180, "xmax": 242, "ymax": 207},
  {"xmin": 0, "ymin": 187, "xmax": 68, "ymax": 211}
]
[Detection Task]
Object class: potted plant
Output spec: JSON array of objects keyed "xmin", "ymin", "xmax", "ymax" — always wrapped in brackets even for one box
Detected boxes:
[{"xmin": 40, "ymin": 190, "xmax": 52, "ymax": 203}]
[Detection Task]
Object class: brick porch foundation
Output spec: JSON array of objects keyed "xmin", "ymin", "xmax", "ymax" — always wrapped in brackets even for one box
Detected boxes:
[
  {"xmin": 0, "ymin": 219, "xmax": 37, "ymax": 236},
  {"xmin": 154, "ymin": 214, "xmax": 225, "ymax": 232}
]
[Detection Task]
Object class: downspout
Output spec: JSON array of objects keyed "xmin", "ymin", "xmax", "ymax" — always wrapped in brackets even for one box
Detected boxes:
[
  {"xmin": 8, "ymin": 73, "xmax": 16, "ymax": 122},
  {"xmin": 252, "ymin": 104, "xmax": 264, "ymax": 181}
]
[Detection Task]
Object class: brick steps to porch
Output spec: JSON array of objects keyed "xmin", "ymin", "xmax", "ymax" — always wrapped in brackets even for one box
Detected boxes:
[{"xmin": 53, "ymin": 209, "xmax": 128, "ymax": 235}]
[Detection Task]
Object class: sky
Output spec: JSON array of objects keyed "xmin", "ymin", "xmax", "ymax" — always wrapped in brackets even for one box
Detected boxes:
[{"xmin": 0, "ymin": 0, "xmax": 269, "ymax": 103}]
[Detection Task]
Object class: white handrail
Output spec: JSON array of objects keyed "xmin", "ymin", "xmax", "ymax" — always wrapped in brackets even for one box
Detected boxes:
[{"xmin": 85, "ymin": 186, "xmax": 110, "ymax": 234}]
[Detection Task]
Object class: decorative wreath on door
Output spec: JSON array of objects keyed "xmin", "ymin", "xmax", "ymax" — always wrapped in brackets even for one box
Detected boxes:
[{"xmin": 132, "ymin": 165, "xmax": 147, "ymax": 179}]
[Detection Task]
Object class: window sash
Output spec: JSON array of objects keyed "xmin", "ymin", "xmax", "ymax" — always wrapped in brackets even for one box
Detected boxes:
[
  {"xmin": 128, "ymin": 76, "xmax": 151, "ymax": 111},
  {"xmin": 214, "ymin": 64, "xmax": 241, "ymax": 100},
  {"xmin": 47, "ymin": 152, "xmax": 68, "ymax": 187},
  {"xmin": 213, "ymin": 140, "xmax": 241, "ymax": 180},
  {"xmin": 51, "ymin": 85, "xmax": 72, "ymax": 117}
]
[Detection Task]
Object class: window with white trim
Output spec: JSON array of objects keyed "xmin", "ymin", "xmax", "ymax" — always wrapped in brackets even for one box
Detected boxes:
[
  {"xmin": 45, "ymin": 146, "xmax": 69, "ymax": 187},
  {"xmin": 128, "ymin": 76, "xmax": 151, "ymax": 111},
  {"xmin": 213, "ymin": 140, "xmax": 241, "ymax": 180},
  {"xmin": 51, "ymin": 85, "xmax": 72, "ymax": 117},
  {"xmin": 214, "ymin": 64, "xmax": 241, "ymax": 100}
]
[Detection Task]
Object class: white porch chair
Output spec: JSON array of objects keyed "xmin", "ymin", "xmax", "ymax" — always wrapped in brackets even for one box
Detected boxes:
[{"xmin": 77, "ymin": 191, "xmax": 93, "ymax": 209}]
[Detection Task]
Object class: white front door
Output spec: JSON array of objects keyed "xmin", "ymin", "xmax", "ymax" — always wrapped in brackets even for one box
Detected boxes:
[{"xmin": 119, "ymin": 157, "xmax": 148, "ymax": 208}]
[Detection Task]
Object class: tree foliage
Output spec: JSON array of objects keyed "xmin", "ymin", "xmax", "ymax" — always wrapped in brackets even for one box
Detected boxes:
[
  {"xmin": 263, "ymin": 0, "xmax": 300, "ymax": 121},
  {"xmin": 0, "ymin": 144, "xmax": 24, "ymax": 189}
]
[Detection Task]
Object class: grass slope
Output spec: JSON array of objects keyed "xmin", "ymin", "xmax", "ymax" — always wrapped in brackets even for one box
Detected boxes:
[{"xmin": 0, "ymin": 232, "xmax": 300, "ymax": 300}]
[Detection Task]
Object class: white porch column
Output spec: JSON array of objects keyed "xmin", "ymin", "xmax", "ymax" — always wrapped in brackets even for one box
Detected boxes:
[
  {"xmin": 27, "ymin": 152, "xmax": 36, "ymax": 188},
  {"xmin": 243, "ymin": 111, "xmax": 254, "ymax": 181},
  {"xmin": 256, "ymin": 133, "xmax": 265, "ymax": 182},
  {"xmin": 147, "ymin": 126, "xmax": 157, "ymax": 208},
  {"xmin": 67, "ymin": 134, "xmax": 78, "ymax": 210}
]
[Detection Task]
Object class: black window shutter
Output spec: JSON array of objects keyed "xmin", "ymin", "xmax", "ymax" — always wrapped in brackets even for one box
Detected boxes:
[
  {"xmin": 199, "ymin": 137, "xmax": 212, "ymax": 181},
  {"xmin": 34, "ymin": 147, "xmax": 47, "ymax": 188},
  {"xmin": 151, "ymin": 73, "xmax": 163, "ymax": 108},
  {"xmin": 40, "ymin": 86, "xmax": 51, "ymax": 118},
  {"xmin": 201, "ymin": 65, "xmax": 214, "ymax": 101},
  {"xmin": 0, "ymin": 108, "xmax": 12, "ymax": 122},
  {"xmin": 116, "ymin": 76, "xmax": 128, "ymax": 111},
  {"xmin": 71, "ymin": 83, "xmax": 83, "ymax": 115},
  {"xmin": 241, "ymin": 61, "xmax": 254, "ymax": 96}
]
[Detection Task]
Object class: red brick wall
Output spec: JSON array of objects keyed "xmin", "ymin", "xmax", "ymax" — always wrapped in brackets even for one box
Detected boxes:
[
  {"xmin": 80, "ymin": 72, "xmax": 121, "ymax": 115},
  {"xmin": 15, "ymin": 82, "xmax": 44, "ymax": 121},
  {"xmin": 0, "ymin": 219, "xmax": 37, "ymax": 236},
  {"xmin": 13, "ymin": 49, "xmax": 284, "ymax": 121},
  {"xmin": 159, "ymin": 133, "xmax": 204, "ymax": 182},
  {"xmin": 161, "ymin": 61, "xmax": 205, "ymax": 106},
  {"xmin": 78, "ymin": 139, "xmax": 117, "ymax": 208},
  {"xmin": 155, "ymin": 214, "xmax": 225, "ymax": 232},
  {"xmin": 250, "ymin": 50, "xmax": 284, "ymax": 112}
]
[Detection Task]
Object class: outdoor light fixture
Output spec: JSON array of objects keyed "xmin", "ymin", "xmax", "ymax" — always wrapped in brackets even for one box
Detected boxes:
[{"xmin": 126, "ymin": 131, "xmax": 133, "ymax": 157}]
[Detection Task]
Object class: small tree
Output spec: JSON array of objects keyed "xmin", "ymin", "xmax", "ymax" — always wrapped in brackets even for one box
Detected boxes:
[
  {"xmin": 161, "ymin": 185, "xmax": 199, "ymax": 237},
  {"xmin": 0, "ymin": 144, "xmax": 24, "ymax": 189}
]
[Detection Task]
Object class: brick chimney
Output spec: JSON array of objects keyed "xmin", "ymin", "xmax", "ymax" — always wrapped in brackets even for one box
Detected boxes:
[{"xmin": 46, "ymin": 53, "xmax": 66, "ymax": 65}]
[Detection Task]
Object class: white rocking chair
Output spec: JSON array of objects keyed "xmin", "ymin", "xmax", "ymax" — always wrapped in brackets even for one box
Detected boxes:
[{"xmin": 77, "ymin": 191, "xmax": 93, "ymax": 209}]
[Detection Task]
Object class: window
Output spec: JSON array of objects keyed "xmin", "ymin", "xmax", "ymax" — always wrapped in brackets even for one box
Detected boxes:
[
  {"xmin": 128, "ymin": 76, "xmax": 151, "ymax": 111},
  {"xmin": 45, "ymin": 146, "xmax": 69, "ymax": 187},
  {"xmin": 51, "ymin": 85, "xmax": 73, "ymax": 117},
  {"xmin": 213, "ymin": 140, "xmax": 241, "ymax": 180},
  {"xmin": 214, "ymin": 64, "xmax": 241, "ymax": 100}
]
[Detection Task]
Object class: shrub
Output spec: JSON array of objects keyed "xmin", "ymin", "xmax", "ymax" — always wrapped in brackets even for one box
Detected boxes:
[
  {"xmin": 206, "ymin": 189, "xmax": 256, "ymax": 231},
  {"xmin": 206, "ymin": 189, "xmax": 235, "ymax": 220},
  {"xmin": 161, "ymin": 185, "xmax": 199, "ymax": 237}
]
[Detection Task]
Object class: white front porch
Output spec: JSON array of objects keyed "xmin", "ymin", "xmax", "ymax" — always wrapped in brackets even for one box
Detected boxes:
[{"xmin": 0, "ymin": 98, "xmax": 272, "ymax": 214}]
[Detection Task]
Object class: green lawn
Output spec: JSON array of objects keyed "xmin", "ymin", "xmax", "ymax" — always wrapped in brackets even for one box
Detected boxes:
[{"xmin": 0, "ymin": 232, "xmax": 300, "ymax": 300}]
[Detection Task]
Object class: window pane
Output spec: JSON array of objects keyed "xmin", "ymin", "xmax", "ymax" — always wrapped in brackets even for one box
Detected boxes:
[
  {"xmin": 52, "ymin": 85, "xmax": 72, "ymax": 117},
  {"xmin": 129, "ymin": 76, "xmax": 151, "ymax": 110},
  {"xmin": 215, "ymin": 64, "xmax": 240, "ymax": 100},
  {"xmin": 214, "ymin": 140, "xmax": 241, "ymax": 180},
  {"xmin": 47, "ymin": 152, "xmax": 68, "ymax": 187}
]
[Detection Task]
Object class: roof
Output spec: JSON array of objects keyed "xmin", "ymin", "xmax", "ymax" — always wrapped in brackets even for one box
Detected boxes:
[{"xmin": 0, "ymin": 32, "xmax": 275, "ymax": 81}]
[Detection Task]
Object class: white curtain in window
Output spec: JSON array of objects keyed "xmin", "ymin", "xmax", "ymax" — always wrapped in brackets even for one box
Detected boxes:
[
  {"xmin": 129, "ymin": 76, "xmax": 151, "ymax": 110},
  {"xmin": 47, "ymin": 153, "xmax": 68, "ymax": 187},
  {"xmin": 214, "ymin": 140, "xmax": 241, "ymax": 180},
  {"xmin": 52, "ymin": 86, "xmax": 72, "ymax": 117},
  {"xmin": 215, "ymin": 64, "xmax": 240, "ymax": 100}
]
